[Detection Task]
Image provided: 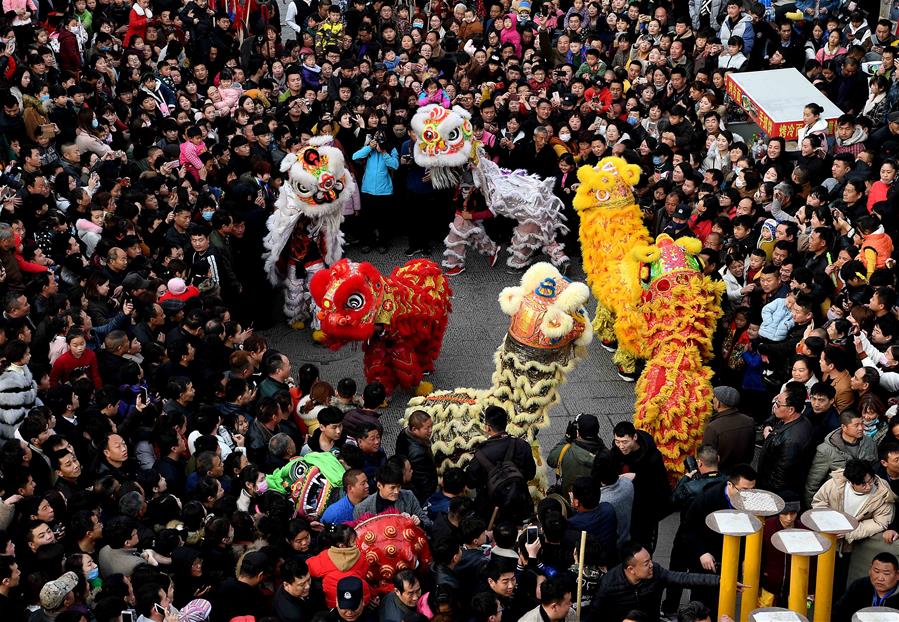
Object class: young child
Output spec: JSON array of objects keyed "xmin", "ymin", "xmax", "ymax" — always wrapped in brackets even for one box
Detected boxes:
[
  {"xmin": 441, "ymin": 181, "xmax": 501, "ymax": 277},
  {"xmin": 417, "ymin": 77, "xmax": 451, "ymax": 108},
  {"xmin": 331, "ymin": 377, "xmax": 363, "ymax": 413},
  {"xmin": 180, "ymin": 126, "xmax": 207, "ymax": 182},
  {"xmin": 49, "ymin": 329, "xmax": 102, "ymax": 388},
  {"xmin": 315, "ymin": 5, "xmax": 344, "ymax": 55}
]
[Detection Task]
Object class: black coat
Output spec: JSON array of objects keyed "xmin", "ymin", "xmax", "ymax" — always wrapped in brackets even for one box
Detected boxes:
[
  {"xmin": 611, "ymin": 430, "xmax": 672, "ymax": 540},
  {"xmin": 756, "ymin": 415, "xmax": 814, "ymax": 494},
  {"xmin": 587, "ymin": 561, "xmax": 720, "ymax": 622},
  {"xmin": 466, "ymin": 433, "xmax": 537, "ymax": 489},
  {"xmin": 394, "ymin": 429, "xmax": 438, "ymax": 503},
  {"xmin": 834, "ymin": 576, "xmax": 899, "ymax": 622}
]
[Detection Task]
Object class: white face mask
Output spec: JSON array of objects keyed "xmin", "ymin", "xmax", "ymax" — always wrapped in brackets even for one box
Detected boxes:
[{"xmin": 558, "ymin": 132, "xmax": 571, "ymax": 142}]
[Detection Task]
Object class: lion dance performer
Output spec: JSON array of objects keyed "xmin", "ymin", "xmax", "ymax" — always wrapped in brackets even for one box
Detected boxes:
[
  {"xmin": 310, "ymin": 258, "xmax": 451, "ymax": 397},
  {"xmin": 411, "ymin": 104, "xmax": 569, "ymax": 271},
  {"xmin": 631, "ymin": 235, "xmax": 724, "ymax": 481},
  {"xmin": 572, "ymin": 156, "xmax": 652, "ymax": 381},
  {"xmin": 263, "ymin": 137, "xmax": 357, "ymax": 331},
  {"xmin": 352, "ymin": 509, "xmax": 432, "ymax": 596},
  {"xmin": 405, "ymin": 262, "xmax": 592, "ymax": 495}
]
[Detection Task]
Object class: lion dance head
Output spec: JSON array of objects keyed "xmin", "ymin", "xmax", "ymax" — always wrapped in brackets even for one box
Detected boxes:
[
  {"xmin": 353, "ymin": 510, "xmax": 432, "ymax": 595},
  {"xmin": 573, "ymin": 156, "xmax": 642, "ymax": 214},
  {"xmin": 410, "ymin": 104, "xmax": 475, "ymax": 189},
  {"xmin": 279, "ymin": 136, "xmax": 355, "ymax": 217},
  {"xmin": 309, "ymin": 259, "xmax": 385, "ymax": 346}
]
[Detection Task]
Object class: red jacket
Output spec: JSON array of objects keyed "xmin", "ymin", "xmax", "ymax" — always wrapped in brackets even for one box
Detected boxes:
[
  {"xmin": 57, "ymin": 29, "xmax": 82, "ymax": 74},
  {"xmin": 306, "ymin": 547, "xmax": 372, "ymax": 608},
  {"xmin": 49, "ymin": 349, "xmax": 102, "ymax": 388}
]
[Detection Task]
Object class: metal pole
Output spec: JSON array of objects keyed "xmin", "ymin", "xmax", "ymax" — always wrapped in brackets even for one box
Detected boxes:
[
  {"xmin": 788, "ymin": 555, "xmax": 811, "ymax": 616},
  {"xmin": 740, "ymin": 528, "xmax": 763, "ymax": 621},
  {"xmin": 718, "ymin": 534, "xmax": 740, "ymax": 620},
  {"xmin": 813, "ymin": 534, "xmax": 838, "ymax": 622}
]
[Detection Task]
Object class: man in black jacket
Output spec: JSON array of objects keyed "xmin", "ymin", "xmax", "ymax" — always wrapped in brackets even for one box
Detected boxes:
[
  {"xmin": 609, "ymin": 421, "xmax": 672, "ymax": 553},
  {"xmin": 394, "ymin": 410, "xmax": 438, "ymax": 503},
  {"xmin": 834, "ymin": 552, "xmax": 899, "ymax": 621},
  {"xmin": 587, "ymin": 541, "xmax": 722, "ymax": 622},
  {"xmin": 466, "ymin": 406, "xmax": 537, "ymax": 524},
  {"xmin": 757, "ymin": 382, "xmax": 814, "ymax": 494}
]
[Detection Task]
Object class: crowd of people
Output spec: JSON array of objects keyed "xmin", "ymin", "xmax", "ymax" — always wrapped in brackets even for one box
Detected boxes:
[{"xmin": 4, "ymin": 0, "xmax": 899, "ymax": 618}]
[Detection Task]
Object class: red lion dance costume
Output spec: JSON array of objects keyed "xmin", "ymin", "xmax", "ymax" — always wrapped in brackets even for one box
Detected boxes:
[
  {"xmin": 310, "ymin": 259, "xmax": 452, "ymax": 396},
  {"xmin": 631, "ymin": 234, "xmax": 724, "ymax": 482}
]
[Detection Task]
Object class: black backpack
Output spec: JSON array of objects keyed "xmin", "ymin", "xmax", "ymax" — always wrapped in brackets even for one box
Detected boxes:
[{"xmin": 475, "ymin": 437, "xmax": 529, "ymax": 508}]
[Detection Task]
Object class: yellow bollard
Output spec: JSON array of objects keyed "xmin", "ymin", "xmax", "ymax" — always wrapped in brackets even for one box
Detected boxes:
[
  {"xmin": 813, "ymin": 533, "xmax": 838, "ymax": 622},
  {"xmin": 788, "ymin": 555, "xmax": 811, "ymax": 616},
  {"xmin": 741, "ymin": 528, "xmax": 764, "ymax": 621},
  {"xmin": 718, "ymin": 534, "xmax": 741, "ymax": 620}
]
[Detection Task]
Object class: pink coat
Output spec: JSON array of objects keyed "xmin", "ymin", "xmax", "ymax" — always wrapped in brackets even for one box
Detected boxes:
[
  {"xmin": 500, "ymin": 13, "xmax": 522, "ymax": 56},
  {"xmin": 417, "ymin": 89, "xmax": 451, "ymax": 108},
  {"xmin": 213, "ymin": 85, "xmax": 242, "ymax": 114}
]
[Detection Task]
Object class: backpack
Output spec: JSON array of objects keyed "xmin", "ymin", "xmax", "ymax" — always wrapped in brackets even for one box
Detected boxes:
[{"xmin": 475, "ymin": 437, "xmax": 529, "ymax": 507}]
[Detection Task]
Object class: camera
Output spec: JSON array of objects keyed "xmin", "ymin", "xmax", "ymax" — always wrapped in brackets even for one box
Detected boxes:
[
  {"xmin": 684, "ymin": 455, "xmax": 699, "ymax": 473},
  {"xmin": 373, "ymin": 130, "xmax": 387, "ymax": 149}
]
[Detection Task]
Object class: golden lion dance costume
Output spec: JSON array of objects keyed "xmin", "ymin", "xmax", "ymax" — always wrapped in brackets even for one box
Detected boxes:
[
  {"xmin": 405, "ymin": 262, "xmax": 591, "ymax": 493},
  {"xmin": 352, "ymin": 509, "xmax": 432, "ymax": 596},
  {"xmin": 310, "ymin": 258, "xmax": 451, "ymax": 397},
  {"xmin": 631, "ymin": 235, "xmax": 724, "ymax": 481},
  {"xmin": 411, "ymin": 104, "xmax": 569, "ymax": 270},
  {"xmin": 572, "ymin": 157, "xmax": 651, "ymax": 379},
  {"xmin": 263, "ymin": 137, "xmax": 356, "ymax": 330}
]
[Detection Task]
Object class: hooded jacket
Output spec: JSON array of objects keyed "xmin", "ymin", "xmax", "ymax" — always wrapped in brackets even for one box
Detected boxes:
[
  {"xmin": 306, "ymin": 546, "xmax": 372, "ymax": 607},
  {"xmin": 812, "ymin": 469, "xmax": 895, "ymax": 550},
  {"xmin": 805, "ymin": 428, "xmax": 878, "ymax": 505},
  {"xmin": 833, "ymin": 124, "xmax": 868, "ymax": 157},
  {"xmin": 719, "ymin": 13, "xmax": 754, "ymax": 55},
  {"xmin": 548, "ymin": 435, "xmax": 606, "ymax": 493},
  {"xmin": 0, "ymin": 363, "xmax": 37, "ymax": 441}
]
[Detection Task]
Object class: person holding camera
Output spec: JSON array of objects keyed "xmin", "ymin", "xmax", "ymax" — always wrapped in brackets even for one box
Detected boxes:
[
  {"xmin": 352, "ymin": 129, "xmax": 399, "ymax": 254},
  {"xmin": 547, "ymin": 413, "xmax": 606, "ymax": 494}
]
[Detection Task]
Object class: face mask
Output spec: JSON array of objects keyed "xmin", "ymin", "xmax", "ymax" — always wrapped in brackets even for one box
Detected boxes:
[
  {"xmin": 652, "ymin": 155, "xmax": 663, "ymax": 166},
  {"xmin": 256, "ymin": 479, "xmax": 268, "ymax": 494},
  {"xmin": 87, "ymin": 568, "xmax": 100, "ymax": 581},
  {"xmin": 91, "ymin": 118, "xmax": 99, "ymax": 128},
  {"xmin": 627, "ymin": 116, "xmax": 639, "ymax": 126},
  {"xmin": 202, "ymin": 211, "xmax": 214, "ymax": 221},
  {"xmin": 40, "ymin": 94, "xmax": 50, "ymax": 103},
  {"xmin": 734, "ymin": 177, "xmax": 746, "ymax": 189},
  {"xmin": 558, "ymin": 132, "xmax": 571, "ymax": 142}
]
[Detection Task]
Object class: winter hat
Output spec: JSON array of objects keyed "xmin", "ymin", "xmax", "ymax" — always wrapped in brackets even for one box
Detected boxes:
[
  {"xmin": 168, "ymin": 278, "xmax": 187, "ymax": 295},
  {"xmin": 40, "ymin": 572, "xmax": 79, "ymax": 610},
  {"xmin": 575, "ymin": 414, "xmax": 600, "ymax": 439},
  {"xmin": 713, "ymin": 386, "xmax": 740, "ymax": 408},
  {"xmin": 180, "ymin": 599, "xmax": 212, "ymax": 622}
]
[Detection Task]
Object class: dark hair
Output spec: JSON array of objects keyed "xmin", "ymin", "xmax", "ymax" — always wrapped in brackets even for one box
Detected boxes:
[
  {"xmin": 873, "ymin": 551, "xmax": 899, "ymax": 571},
  {"xmin": 539, "ymin": 575, "xmax": 572, "ymax": 606},
  {"xmin": 571, "ymin": 476, "xmax": 599, "ymax": 509},
  {"xmin": 843, "ymin": 459, "xmax": 875, "ymax": 485},
  {"xmin": 280, "ymin": 557, "xmax": 309, "ymax": 583},
  {"xmin": 613, "ymin": 421, "xmax": 637, "ymax": 438},
  {"xmin": 483, "ymin": 405, "xmax": 508, "ymax": 431},
  {"xmin": 728, "ymin": 464, "xmax": 757, "ymax": 484}
]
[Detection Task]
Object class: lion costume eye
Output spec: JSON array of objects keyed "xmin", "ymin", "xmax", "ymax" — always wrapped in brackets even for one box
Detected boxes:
[
  {"xmin": 423, "ymin": 128, "xmax": 438, "ymax": 142},
  {"xmin": 447, "ymin": 128, "xmax": 460, "ymax": 141},
  {"xmin": 295, "ymin": 183, "xmax": 313, "ymax": 196},
  {"xmin": 346, "ymin": 293, "xmax": 365, "ymax": 310}
]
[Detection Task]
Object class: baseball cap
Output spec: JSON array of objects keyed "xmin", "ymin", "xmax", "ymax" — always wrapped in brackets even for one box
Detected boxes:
[
  {"xmin": 575, "ymin": 414, "xmax": 599, "ymax": 438},
  {"xmin": 40, "ymin": 572, "xmax": 79, "ymax": 610},
  {"xmin": 337, "ymin": 576, "xmax": 363, "ymax": 610},
  {"xmin": 123, "ymin": 273, "xmax": 151, "ymax": 290},
  {"xmin": 488, "ymin": 54, "xmax": 501, "ymax": 64},
  {"xmin": 673, "ymin": 204, "xmax": 692, "ymax": 220}
]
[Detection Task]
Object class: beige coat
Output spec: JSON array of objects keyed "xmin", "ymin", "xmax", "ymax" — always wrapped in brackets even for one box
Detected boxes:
[{"xmin": 812, "ymin": 469, "xmax": 896, "ymax": 550}]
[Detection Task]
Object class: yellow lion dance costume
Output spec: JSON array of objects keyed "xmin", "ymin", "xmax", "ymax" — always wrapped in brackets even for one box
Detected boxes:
[
  {"xmin": 575, "ymin": 157, "xmax": 724, "ymax": 481},
  {"xmin": 631, "ymin": 235, "xmax": 724, "ymax": 481},
  {"xmin": 572, "ymin": 157, "xmax": 651, "ymax": 378}
]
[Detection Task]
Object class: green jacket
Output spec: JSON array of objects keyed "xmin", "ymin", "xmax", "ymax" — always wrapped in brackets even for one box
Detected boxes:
[{"xmin": 547, "ymin": 436, "xmax": 605, "ymax": 493}]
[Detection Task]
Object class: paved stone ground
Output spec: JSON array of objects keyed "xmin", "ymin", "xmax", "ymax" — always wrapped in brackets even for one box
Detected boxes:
[{"xmin": 262, "ymin": 241, "xmax": 679, "ymax": 565}]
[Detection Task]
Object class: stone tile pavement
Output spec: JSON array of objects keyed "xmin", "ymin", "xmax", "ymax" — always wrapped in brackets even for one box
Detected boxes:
[{"xmin": 263, "ymin": 242, "xmax": 678, "ymax": 565}]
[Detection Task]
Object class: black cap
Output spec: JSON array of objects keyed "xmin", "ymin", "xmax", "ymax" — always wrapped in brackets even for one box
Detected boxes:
[
  {"xmin": 575, "ymin": 414, "xmax": 599, "ymax": 438},
  {"xmin": 230, "ymin": 135, "xmax": 249, "ymax": 149},
  {"xmin": 161, "ymin": 299, "xmax": 185, "ymax": 314},
  {"xmin": 488, "ymin": 54, "xmax": 501, "ymax": 64},
  {"xmin": 673, "ymin": 203, "xmax": 692, "ymax": 220},
  {"xmin": 562, "ymin": 93, "xmax": 577, "ymax": 106},
  {"xmin": 336, "ymin": 576, "xmax": 363, "ymax": 610}
]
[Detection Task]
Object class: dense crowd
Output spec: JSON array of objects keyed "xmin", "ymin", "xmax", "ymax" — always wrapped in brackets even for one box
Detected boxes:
[{"xmin": 5, "ymin": 0, "xmax": 899, "ymax": 619}]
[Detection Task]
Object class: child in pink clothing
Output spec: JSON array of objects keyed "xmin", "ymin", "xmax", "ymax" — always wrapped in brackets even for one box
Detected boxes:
[
  {"xmin": 417, "ymin": 78, "xmax": 451, "ymax": 108},
  {"xmin": 180, "ymin": 126, "xmax": 207, "ymax": 182}
]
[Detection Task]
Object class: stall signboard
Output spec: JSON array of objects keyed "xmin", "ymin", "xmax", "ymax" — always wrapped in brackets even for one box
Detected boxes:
[{"xmin": 725, "ymin": 69, "xmax": 843, "ymax": 140}]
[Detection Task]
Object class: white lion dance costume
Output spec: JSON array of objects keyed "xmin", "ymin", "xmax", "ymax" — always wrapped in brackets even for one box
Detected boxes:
[
  {"xmin": 411, "ymin": 104, "xmax": 569, "ymax": 270},
  {"xmin": 263, "ymin": 137, "xmax": 357, "ymax": 329}
]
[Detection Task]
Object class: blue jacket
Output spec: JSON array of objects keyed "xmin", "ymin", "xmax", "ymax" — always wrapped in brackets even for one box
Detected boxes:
[
  {"xmin": 353, "ymin": 144, "xmax": 399, "ymax": 196},
  {"xmin": 565, "ymin": 502, "xmax": 619, "ymax": 563},
  {"xmin": 719, "ymin": 13, "xmax": 755, "ymax": 55},
  {"xmin": 320, "ymin": 494, "xmax": 355, "ymax": 525},
  {"xmin": 795, "ymin": 0, "xmax": 839, "ymax": 16},
  {"xmin": 400, "ymin": 140, "xmax": 434, "ymax": 194}
]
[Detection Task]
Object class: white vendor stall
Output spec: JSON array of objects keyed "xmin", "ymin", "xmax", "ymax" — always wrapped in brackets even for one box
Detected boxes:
[{"xmin": 725, "ymin": 68, "xmax": 843, "ymax": 141}]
